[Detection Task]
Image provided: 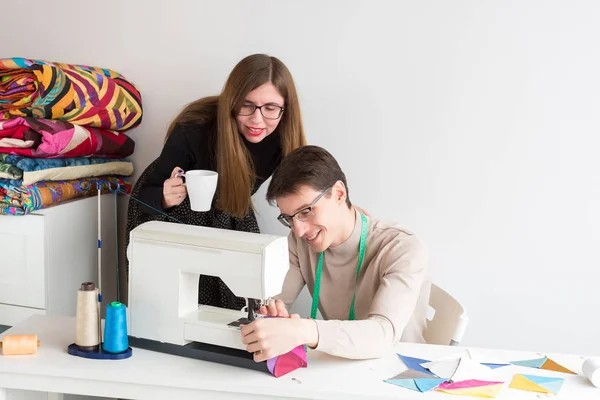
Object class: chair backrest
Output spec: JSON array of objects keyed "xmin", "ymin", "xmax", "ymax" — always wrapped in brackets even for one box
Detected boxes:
[{"xmin": 423, "ymin": 283, "xmax": 468, "ymax": 346}]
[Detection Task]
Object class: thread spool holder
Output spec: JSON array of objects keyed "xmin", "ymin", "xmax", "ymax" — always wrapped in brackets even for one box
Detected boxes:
[
  {"xmin": 68, "ymin": 315, "xmax": 132, "ymax": 360},
  {"xmin": 67, "ymin": 343, "xmax": 132, "ymax": 360},
  {"xmin": 68, "ymin": 181, "xmax": 132, "ymax": 360}
]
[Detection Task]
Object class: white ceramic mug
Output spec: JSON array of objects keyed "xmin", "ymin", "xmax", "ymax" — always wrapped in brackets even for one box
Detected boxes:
[
  {"xmin": 583, "ymin": 357, "xmax": 600, "ymax": 388},
  {"xmin": 176, "ymin": 170, "xmax": 218, "ymax": 212}
]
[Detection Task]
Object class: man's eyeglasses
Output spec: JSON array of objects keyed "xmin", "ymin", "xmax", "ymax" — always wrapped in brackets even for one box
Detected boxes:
[
  {"xmin": 238, "ymin": 103, "xmax": 284, "ymax": 120},
  {"xmin": 277, "ymin": 187, "xmax": 332, "ymax": 228}
]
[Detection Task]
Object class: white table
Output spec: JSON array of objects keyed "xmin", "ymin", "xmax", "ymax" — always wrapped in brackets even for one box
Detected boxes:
[{"xmin": 0, "ymin": 315, "xmax": 598, "ymax": 400}]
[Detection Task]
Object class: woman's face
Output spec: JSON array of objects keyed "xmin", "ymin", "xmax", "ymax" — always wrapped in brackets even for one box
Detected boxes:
[{"xmin": 235, "ymin": 82, "xmax": 285, "ymax": 143}]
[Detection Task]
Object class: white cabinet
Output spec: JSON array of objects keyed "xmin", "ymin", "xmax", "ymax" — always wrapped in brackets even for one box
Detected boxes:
[
  {"xmin": 0, "ymin": 195, "xmax": 118, "ymax": 327},
  {"xmin": 0, "ymin": 215, "xmax": 45, "ymax": 309}
]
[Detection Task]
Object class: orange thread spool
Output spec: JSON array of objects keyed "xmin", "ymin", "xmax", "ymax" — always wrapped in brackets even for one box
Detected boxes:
[{"xmin": 0, "ymin": 334, "xmax": 40, "ymax": 355}]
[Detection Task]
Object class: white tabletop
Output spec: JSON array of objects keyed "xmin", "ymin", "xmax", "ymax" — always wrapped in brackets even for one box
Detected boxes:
[{"xmin": 0, "ymin": 315, "xmax": 598, "ymax": 399}]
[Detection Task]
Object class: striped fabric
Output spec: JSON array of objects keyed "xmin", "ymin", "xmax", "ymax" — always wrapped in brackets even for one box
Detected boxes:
[
  {"xmin": 0, "ymin": 175, "xmax": 131, "ymax": 215},
  {"xmin": 0, "ymin": 58, "xmax": 142, "ymax": 131}
]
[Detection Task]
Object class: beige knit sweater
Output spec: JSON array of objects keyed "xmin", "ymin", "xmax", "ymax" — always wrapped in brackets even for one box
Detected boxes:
[{"xmin": 276, "ymin": 208, "xmax": 432, "ymax": 359}]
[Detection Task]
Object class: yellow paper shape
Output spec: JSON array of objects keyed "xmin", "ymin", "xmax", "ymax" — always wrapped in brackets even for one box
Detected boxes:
[
  {"xmin": 509, "ymin": 374, "xmax": 551, "ymax": 394},
  {"xmin": 436, "ymin": 384, "xmax": 503, "ymax": 398},
  {"xmin": 540, "ymin": 358, "xmax": 576, "ymax": 374}
]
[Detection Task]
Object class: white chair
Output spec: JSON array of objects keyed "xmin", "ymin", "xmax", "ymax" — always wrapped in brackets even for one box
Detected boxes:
[{"xmin": 423, "ymin": 283, "xmax": 468, "ymax": 346}]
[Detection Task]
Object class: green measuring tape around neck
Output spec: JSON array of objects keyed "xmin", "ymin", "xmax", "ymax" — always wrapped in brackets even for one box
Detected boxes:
[{"xmin": 311, "ymin": 212, "xmax": 368, "ymax": 320}]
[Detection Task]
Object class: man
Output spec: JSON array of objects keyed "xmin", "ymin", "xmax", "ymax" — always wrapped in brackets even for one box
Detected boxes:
[{"xmin": 240, "ymin": 145, "xmax": 432, "ymax": 361}]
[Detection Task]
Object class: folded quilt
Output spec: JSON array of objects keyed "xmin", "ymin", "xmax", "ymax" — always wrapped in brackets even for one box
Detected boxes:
[
  {"xmin": 0, "ymin": 154, "xmax": 133, "ymax": 185},
  {"xmin": 0, "ymin": 175, "xmax": 131, "ymax": 215},
  {"xmin": 0, "ymin": 155, "xmax": 21, "ymax": 179},
  {"xmin": 0, "ymin": 117, "xmax": 134, "ymax": 158},
  {"xmin": 0, "ymin": 58, "xmax": 142, "ymax": 131}
]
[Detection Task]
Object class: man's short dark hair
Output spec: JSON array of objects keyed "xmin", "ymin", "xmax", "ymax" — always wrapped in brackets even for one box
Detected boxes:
[{"xmin": 266, "ymin": 145, "xmax": 352, "ymax": 208}]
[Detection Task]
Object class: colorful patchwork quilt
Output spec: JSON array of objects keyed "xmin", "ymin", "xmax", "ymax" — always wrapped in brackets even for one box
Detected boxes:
[{"xmin": 0, "ymin": 58, "xmax": 142, "ymax": 131}]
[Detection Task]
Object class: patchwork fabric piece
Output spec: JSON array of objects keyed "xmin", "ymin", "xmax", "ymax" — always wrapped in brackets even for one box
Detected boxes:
[
  {"xmin": 0, "ymin": 154, "xmax": 133, "ymax": 186},
  {"xmin": 0, "ymin": 117, "xmax": 134, "ymax": 158},
  {"xmin": 266, "ymin": 344, "xmax": 307, "ymax": 378},
  {"xmin": 0, "ymin": 175, "xmax": 131, "ymax": 215},
  {"xmin": 0, "ymin": 58, "xmax": 142, "ymax": 131},
  {"xmin": 0, "ymin": 154, "xmax": 21, "ymax": 179}
]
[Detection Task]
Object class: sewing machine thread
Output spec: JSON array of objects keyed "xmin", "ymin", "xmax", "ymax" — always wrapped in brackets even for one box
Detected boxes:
[
  {"xmin": 0, "ymin": 334, "xmax": 40, "ymax": 355},
  {"xmin": 75, "ymin": 282, "xmax": 100, "ymax": 351},
  {"xmin": 103, "ymin": 302, "xmax": 128, "ymax": 353}
]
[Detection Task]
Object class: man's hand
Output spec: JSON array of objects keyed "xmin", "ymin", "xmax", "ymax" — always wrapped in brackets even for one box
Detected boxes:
[
  {"xmin": 240, "ymin": 314, "xmax": 310, "ymax": 362},
  {"xmin": 257, "ymin": 299, "xmax": 289, "ymax": 317}
]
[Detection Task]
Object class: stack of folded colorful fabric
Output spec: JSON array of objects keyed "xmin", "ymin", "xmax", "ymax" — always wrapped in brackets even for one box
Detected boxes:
[{"xmin": 0, "ymin": 57, "xmax": 142, "ymax": 215}]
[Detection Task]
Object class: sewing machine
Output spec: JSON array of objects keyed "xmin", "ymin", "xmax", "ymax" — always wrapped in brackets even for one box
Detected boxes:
[{"xmin": 126, "ymin": 220, "xmax": 289, "ymax": 372}]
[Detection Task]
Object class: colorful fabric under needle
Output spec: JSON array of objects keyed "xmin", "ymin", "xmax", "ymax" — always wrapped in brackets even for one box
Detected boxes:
[{"xmin": 266, "ymin": 344, "xmax": 307, "ymax": 378}]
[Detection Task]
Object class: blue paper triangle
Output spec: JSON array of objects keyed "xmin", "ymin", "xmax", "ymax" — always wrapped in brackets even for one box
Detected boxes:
[
  {"xmin": 397, "ymin": 354, "xmax": 435, "ymax": 375},
  {"xmin": 414, "ymin": 378, "xmax": 446, "ymax": 392},
  {"xmin": 523, "ymin": 374, "xmax": 564, "ymax": 394},
  {"xmin": 524, "ymin": 375, "xmax": 564, "ymax": 384},
  {"xmin": 540, "ymin": 380, "xmax": 564, "ymax": 394},
  {"xmin": 384, "ymin": 379, "xmax": 420, "ymax": 391},
  {"xmin": 511, "ymin": 357, "xmax": 548, "ymax": 368},
  {"xmin": 483, "ymin": 362, "xmax": 510, "ymax": 369}
]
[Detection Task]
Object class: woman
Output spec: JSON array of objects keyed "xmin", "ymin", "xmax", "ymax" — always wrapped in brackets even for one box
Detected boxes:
[{"xmin": 125, "ymin": 54, "xmax": 306, "ymax": 310}]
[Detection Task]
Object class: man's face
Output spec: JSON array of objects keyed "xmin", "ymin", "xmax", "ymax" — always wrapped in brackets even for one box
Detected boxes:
[{"xmin": 276, "ymin": 183, "xmax": 346, "ymax": 253}]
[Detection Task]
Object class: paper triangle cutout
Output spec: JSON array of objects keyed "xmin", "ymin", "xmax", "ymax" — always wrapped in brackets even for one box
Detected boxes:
[
  {"xmin": 391, "ymin": 369, "xmax": 436, "ymax": 380},
  {"xmin": 526, "ymin": 375, "xmax": 565, "ymax": 385},
  {"xmin": 540, "ymin": 358, "xmax": 576, "ymax": 374},
  {"xmin": 414, "ymin": 378, "xmax": 446, "ymax": 392},
  {"xmin": 438, "ymin": 380, "xmax": 505, "ymax": 390},
  {"xmin": 385, "ymin": 379, "xmax": 420, "ymax": 391},
  {"xmin": 397, "ymin": 354, "xmax": 435, "ymax": 375},
  {"xmin": 482, "ymin": 363, "xmax": 510, "ymax": 369},
  {"xmin": 450, "ymin": 358, "xmax": 501, "ymax": 382},
  {"xmin": 421, "ymin": 357, "xmax": 461, "ymax": 379},
  {"xmin": 510, "ymin": 356, "xmax": 548, "ymax": 368},
  {"xmin": 437, "ymin": 384, "xmax": 503, "ymax": 398},
  {"xmin": 540, "ymin": 379, "xmax": 564, "ymax": 394},
  {"xmin": 523, "ymin": 374, "xmax": 565, "ymax": 394},
  {"xmin": 509, "ymin": 374, "xmax": 552, "ymax": 394}
]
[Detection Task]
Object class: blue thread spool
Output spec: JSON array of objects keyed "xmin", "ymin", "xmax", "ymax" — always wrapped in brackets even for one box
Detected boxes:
[{"xmin": 103, "ymin": 302, "xmax": 128, "ymax": 353}]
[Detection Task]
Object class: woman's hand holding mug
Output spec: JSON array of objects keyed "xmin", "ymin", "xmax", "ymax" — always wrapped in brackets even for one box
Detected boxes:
[
  {"xmin": 162, "ymin": 167, "xmax": 188, "ymax": 209},
  {"xmin": 162, "ymin": 167, "xmax": 218, "ymax": 212}
]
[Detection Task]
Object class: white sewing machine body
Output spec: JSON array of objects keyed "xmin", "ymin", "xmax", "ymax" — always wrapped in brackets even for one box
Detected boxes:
[{"xmin": 126, "ymin": 221, "xmax": 289, "ymax": 370}]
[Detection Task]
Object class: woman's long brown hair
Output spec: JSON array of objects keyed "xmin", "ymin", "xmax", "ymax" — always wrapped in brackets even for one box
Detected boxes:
[{"xmin": 165, "ymin": 55, "xmax": 306, "ymax": 218}]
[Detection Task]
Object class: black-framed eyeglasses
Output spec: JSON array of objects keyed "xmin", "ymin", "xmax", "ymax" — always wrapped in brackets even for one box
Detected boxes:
[
  {"xmin": 238, "ymin": 103, "xmax": 284, "ymax": 120},
  {"xmin": 277, "ymin": 187, "xmax": 332, "ymax": 228}
]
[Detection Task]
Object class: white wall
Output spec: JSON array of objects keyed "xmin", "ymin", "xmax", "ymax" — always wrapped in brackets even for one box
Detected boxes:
[{"xmin": 4, "ymin": 0, "xmax": 599, "ymax": 357}]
